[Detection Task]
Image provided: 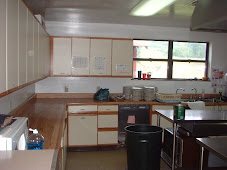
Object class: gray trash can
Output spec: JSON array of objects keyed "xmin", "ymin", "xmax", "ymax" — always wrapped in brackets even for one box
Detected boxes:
[{"xmin": 125, "ymin": 124, "xmax": 163, "ymax": 170}]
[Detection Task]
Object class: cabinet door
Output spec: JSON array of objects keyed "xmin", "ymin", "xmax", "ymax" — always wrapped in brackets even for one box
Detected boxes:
[
  {"xmin": 98, "ymin": 115, "xmax": 118, "ymax": 128},
  {"xmin": 26, "ymin": 11, "xmax": 34, "ymax": 82},
  {"xmin": 38, "ymin": 25, "xmax": 45, "ymax": 79},
  {"xmin": 43, "ymin": 32, "xmax": 50, "ymax": 77},
  {"xmin": 68, "ymin": 115, "xmax": 97, "ymax": 146},
  {"xmin": 53, "ymin": 38, "xmax": 71, "ymax": 76},
  {"xmin": 112, "ymin": 40, "xmax": 133, "ymax": 76},
  {"xmin": 18, "ymin": 0, "xmax": 27, "ymax": 85},
  {"xmin": 90, "ymin": 39, "xmax": 112, "ymax": 75},
  {"xmin": 0, "ymin": 0, "xmax": 6, "ymax": 93},
  {"xmin": 7, "ymin": 0, "xmax": 19, "ymax": 89},
  {"xmin": 33, "ymin": 21, "xmax": 39, "ymax": 80},
  {"xmin": 72, "ymin": 38, "xmax": 90, "ymax": 75},
  {"xmin": 98, "ymin": 131, "xmax": 118, "ymax": 145}
]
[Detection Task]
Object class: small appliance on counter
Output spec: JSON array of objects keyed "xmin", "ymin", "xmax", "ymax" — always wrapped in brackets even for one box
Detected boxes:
[{"xmin": 0, "ymin": 117, "xmax": 28, "ymax": 150}]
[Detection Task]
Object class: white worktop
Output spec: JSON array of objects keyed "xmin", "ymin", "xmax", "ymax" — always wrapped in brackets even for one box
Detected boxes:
[{"xmin": 0, "ymin": 149, "xmax": 58, "ymax": 170}]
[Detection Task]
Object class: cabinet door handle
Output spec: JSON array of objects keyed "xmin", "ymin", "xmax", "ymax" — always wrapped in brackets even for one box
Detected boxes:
[
  {"xmin": 106, "ymin": 109, "xmax": 111, "ymax": 111},
  {"xmin": 81, "ymin": 117, "xmax": 85, "ymax": 119},
  {"xmin": 80, "ymin": 109, "xmax": 85, "ymax": 110}
]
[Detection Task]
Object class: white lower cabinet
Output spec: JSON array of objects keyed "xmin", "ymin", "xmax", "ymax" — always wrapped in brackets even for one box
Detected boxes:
[
  {"xmin": 68, "ymin": 115, "xmax": 97, "ymax": 146},
  {"xmin": 98, "ymin": 131, "xmax": 118, "ymax": 145}
]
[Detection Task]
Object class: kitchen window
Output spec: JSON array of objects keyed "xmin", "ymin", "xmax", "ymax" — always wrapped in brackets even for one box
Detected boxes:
[{"xmin": 133, "ymin": 40, "xmax": 209, "ymax": 80}]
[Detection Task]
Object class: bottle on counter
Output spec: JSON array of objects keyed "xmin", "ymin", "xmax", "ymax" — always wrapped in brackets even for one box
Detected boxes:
[{"xmin": 27, "ymin": 128, "xmax": 44, "ymax": 150}]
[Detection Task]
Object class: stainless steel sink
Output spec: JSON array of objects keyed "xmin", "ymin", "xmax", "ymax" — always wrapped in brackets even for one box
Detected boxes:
[{"xmin": 180, "ymin": 98, "xmax": 216, "ymax": 103}]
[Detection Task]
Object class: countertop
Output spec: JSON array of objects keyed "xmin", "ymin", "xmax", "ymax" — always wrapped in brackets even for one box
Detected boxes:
[
  {"xmin": 0, "ymin": 149, "xmax": 58, "ymax": 170},
  {"xmin": 196, "ymin": 137, "xmax": 227, "ymax": 161},
  {"xmin": 11, "ymin": 97, "xmax": 227, "ymax": 149}
]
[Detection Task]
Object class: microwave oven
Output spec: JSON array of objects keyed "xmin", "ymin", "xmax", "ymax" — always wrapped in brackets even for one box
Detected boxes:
[{"xmin": 0, "ymin": 117, "xmax": 28, "ymax": 150}]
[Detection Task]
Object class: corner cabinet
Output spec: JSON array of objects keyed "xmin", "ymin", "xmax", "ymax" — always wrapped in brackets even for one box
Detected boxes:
[
  {"xmin": 68, "ymin": 105, "xmax": 98, "ymax": 147},
  {"xmin": 97, "ymin": 105, "xmax": 118, "ymax": 146},
  {"xmin": 112, "ymin": 39, "xmax": 133, "ymax": 76}
]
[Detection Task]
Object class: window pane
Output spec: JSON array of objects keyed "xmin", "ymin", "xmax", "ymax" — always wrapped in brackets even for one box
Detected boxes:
[
  {"xmin": 133, "ymin": 40, "xmax": 168, "ymax": 59},
  {"xmin": 133, "ymin": 61, "xmax": 167, "ymax": 78},
  {"xmin": 172, "ymin": 62, "xmax": 205, "ymax": 79},
  {"xmin": 173, "ymin": 42, "xmax": 206, "ymax": 60}
]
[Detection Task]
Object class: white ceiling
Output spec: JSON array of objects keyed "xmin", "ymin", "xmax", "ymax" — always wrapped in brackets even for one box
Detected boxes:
[{"xmin": 24, "ymin": 0, "xmax": 197, "ymax": 28}]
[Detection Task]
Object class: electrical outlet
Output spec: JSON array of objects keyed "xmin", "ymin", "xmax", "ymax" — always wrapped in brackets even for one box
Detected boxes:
[
  {"xmin": 65, "ymin": 86, "xmax": 69, "ymax": 92},
  {"xmin": 23, "ymin": 91, "xmax": 28, "ymax": 99}
]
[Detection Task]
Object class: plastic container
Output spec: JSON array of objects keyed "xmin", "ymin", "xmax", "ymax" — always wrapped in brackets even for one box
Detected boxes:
[
  {"xmin": 125, "ymin": 124, "xmax": 163, "ymax": 170},
  {"xmin": 27, "ymin": 128, "xmax": 44, "ymax": 150}
]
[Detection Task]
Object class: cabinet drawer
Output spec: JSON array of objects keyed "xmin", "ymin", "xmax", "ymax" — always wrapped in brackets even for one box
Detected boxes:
[
  {"xmin": 98, "ymin": 115, "xmax": 118, "ymax": 128},
  {"xmin": 68, "ymin": 105, "xmax": 97, "ymax": 113},
  {"xmin": 98, "ymin": 105, "xmax": 118, "ymax": 111},
  {"xmin": 98, "ymin": 131, "xmax": 118, "ymax": 145}
]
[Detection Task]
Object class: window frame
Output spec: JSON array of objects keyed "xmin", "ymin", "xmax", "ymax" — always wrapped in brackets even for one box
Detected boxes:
[{"xmin": 133, "ymin": 39, "xmax": 209, "ymax": 80}]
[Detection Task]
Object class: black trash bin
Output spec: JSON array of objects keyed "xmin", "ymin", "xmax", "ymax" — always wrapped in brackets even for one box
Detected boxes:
[{"xmin": 125, "ymin": 124, "xmax": 163, "ymax": 170}]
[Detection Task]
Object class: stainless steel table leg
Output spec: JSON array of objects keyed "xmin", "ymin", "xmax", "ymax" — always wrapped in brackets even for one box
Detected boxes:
[
  {"xmin": 200, "ymin": 146, "xmax": 204, "ymax": 170},
  {"xmin": 157, "ymin": 114, "xmax": 160, "ymax": 127},
  {"xmin": 171, "ymin": 122, "xmax": 177, "ymax": 170}
]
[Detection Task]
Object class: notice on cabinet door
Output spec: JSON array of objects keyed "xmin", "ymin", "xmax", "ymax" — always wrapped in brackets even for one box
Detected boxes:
[
  {"xmin": 94, "ymin": 56, "xmax": 106, "ymax": 71},
  {"xmin": 72, "ymin": 56, "xmax": 89, "ymax": 69},
  {"xmin": 116, "ymin": 64, "xmax": 128, "ymax": 73}
]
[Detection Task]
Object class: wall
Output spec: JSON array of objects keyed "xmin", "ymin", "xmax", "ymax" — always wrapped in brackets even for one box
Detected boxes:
[
  {"xmin": 0, "ymin": 84, "xmax": 35, "ymax": 114},
  {"xmin": 37, "ymin": 23, "xmax": 227, "ymax": 94}
]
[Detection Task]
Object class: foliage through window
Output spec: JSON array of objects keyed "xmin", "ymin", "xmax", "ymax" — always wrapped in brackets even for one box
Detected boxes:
[{"xmin": 133, "ymin": 40, "xmax": 208, "ymax": 80}]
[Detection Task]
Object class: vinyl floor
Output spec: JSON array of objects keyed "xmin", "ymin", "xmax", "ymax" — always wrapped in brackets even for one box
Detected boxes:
[{"xmin": 66, "ymin": 148, "xmax": 171, "ymax": 170}]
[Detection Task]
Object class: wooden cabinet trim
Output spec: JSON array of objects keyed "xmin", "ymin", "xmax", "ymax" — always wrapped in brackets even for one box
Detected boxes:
[
  {"xmin": 98, "ymin": 111, "xmax": 118, "ymax": 115},
  {"xmin": 68, "ymin": 112, "xmax": 97, "ymax": 116},
  {"xmin": 98, "ymin": 128, "xmax": 118, "ymax": 131}
]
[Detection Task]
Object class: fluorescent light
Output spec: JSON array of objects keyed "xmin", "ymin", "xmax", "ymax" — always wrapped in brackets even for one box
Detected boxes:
[{"xmin": 130, "ymin": 0, "xmax": 176, "ymax": 17}]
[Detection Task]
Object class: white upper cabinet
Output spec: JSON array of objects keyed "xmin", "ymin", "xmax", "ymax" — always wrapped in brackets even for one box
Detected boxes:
[
  {"xmin": 26, "ymin": 11, "xmax": 34, "ymax": 82},
  {"xmin": 18, "ymin": 0, "xmax": 27, "ymax": 85},
  {"xmin": 53, "ymin": 38, "xmax": 72, "ymax": 76},
  {"xmin": 39, "ymin": 25, "xmax": 48, "ymax": 79},
  {"xmin": 72, "ymin": 38, "xmax": 90, "ymax": 76},
  {"xmin": 0, "ymin": 0, "xmax": 6, "ymax": 93},
  {"xmin": 43, "ymin": 32, "xmax": 50, "ymax": 77},
  {"xmin": 112, "ymin": 40, "xmax": 133, "ymax": 76},
  {"xmin": 7, "ymin": 0, "xmax": 19, "ymax": 90},
  {"xmin": 33, "ymin": 20, "xmax": 39, "ymax": 80},
  {"xmin": 90, "ymin": 39, "xmax": 112, "ymax": 76}
]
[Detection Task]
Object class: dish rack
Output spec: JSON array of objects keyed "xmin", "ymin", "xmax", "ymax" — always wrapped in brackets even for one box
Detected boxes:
[{"xmin": 156, "ymin": 93, "xmax": 182, "ymax": 101}]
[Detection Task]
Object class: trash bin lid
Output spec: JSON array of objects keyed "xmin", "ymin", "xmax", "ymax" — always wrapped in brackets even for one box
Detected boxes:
[{"xmin": 125, "ymin": 124, "xmax": 163, "ymax": 134}]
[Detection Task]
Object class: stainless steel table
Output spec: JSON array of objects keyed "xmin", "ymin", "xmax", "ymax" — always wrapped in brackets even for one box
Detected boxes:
[
  {"xmin": 196, "ymin": 137, "xmax": 227, "ymax": 170},
  {"xmin": 156, "ymin": 110, "xmax": 227, "ymax": 170}
]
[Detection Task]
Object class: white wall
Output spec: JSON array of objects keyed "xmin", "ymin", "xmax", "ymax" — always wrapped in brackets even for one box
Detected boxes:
[
  {"xmin": 0, "ymin": 84, "xmax": 35, "ymax": 114},
  {"xmin": 37, "ymin": 23, "xmax": 227, "ymax": 94},
  {"xmin": 36, "ymin": 77, "xmax": 213, "ymax": 94}
]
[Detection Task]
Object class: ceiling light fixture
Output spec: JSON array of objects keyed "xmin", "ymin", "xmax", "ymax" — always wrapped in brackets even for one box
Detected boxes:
[{"xmin": 130, "ymin": 0, "xmax": 177, "ymax": 17}]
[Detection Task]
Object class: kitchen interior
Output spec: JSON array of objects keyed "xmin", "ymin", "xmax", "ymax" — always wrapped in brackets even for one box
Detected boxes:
[{"xmin": 0, "ymin": 0, "xmax": 227, "ymax": 169}]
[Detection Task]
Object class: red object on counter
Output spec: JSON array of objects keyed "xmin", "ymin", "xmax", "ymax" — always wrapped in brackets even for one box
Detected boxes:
[{"xmin": 143, "ymin": 73, "xmax": 146, "ymax": 80}]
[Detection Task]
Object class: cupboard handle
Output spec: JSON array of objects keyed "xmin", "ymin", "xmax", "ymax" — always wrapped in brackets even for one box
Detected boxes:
[
  {"xmin": 81, "ymin": 117, "xmax": 85, "ymax": 119},
  {"xmin": 80, "ymin": 109, "xmax": 85, "ymax": 110}
]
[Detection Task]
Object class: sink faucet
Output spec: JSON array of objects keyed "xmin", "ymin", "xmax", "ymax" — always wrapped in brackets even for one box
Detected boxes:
[
  {"xmin": 176, "ymin": 88, "xmax": 185, "ymax": 94},
  {"xmin": 191, "ymin": 88, "xmax": 197, "ymax": 100}
]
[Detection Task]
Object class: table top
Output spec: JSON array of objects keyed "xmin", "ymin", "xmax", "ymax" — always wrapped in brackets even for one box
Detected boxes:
[
  {"xmin": 0, "ymin": 149, "xmax": 58, "ymax": 170},
  {"xmin": 156, "ymin": 110, "xmax": 227, "ymax": 123},
  {"xmin": 196, "ymin": 137, "xmax": 227, "ymax": 161}
]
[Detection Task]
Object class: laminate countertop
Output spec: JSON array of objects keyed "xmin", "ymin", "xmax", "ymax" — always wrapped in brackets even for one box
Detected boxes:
[{"xmin": 11, "ymin": 97, "xmax": 227, "ymax": 149}]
